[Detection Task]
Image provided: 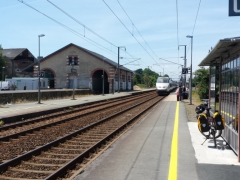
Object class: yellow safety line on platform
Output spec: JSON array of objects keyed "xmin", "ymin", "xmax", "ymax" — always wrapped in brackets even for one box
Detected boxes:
[{"xmin": 168, "ymin": 101, "xmax": 179, "ymax": 180}]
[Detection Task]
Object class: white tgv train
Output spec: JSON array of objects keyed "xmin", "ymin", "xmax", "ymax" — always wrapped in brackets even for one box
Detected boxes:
[{"xmin": 155, "ymin": 77, "xmax": 178, "ymax": 95}]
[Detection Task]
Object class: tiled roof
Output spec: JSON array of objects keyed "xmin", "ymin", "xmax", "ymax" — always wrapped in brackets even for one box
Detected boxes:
[{"xmin": 2, "ymin": 48, "xmax": 27, "ymax": 59}]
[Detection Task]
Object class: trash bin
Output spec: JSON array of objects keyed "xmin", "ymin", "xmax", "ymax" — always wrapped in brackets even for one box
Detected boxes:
[
  {"xmin": 183, "ymin": 92, "xmax": 188, "ymax": 99},
  {"xmin": 24, "ymin": 86, "xmax": 26, "ymax": 90}
]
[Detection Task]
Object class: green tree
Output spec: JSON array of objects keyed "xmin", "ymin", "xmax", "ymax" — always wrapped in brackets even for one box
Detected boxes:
[
  {"xmin": 133, "ymin": 68, "xmax": 161, "ymax": 87},
  {"xmin": 133, "ymin": 68, "xmax": 143, "ymax": 84},
  {"xmin": 133, "ymin": 73, "xmax": 142, "ymax": 84},
  {"xmin": 133, "ymin": 66, "xmax": 171, "ymax": 87},
  {"xmin": 135, "ymin": 68, "xmax": 143, "ymax": 75},
  {"xmin": 143, "ymin": 68, "xmax": 159, "ymax": 87},
  {"xmin": 193, "ymin": 67, "xmax": 209, "ymax": 99}
]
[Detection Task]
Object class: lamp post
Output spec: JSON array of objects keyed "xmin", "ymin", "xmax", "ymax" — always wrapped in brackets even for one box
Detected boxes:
[
  {"xmin": 70, "ymin": 62, "xmax": 76, "ymax": 100},
  {"xmin": 38, "ymin": 34, "xmax": 45, "ymax": 104},
  {"xmin": 102, "ymin": 57, "xmax": 106, "ymax": 96},
  {"xmin": 118, "ymin": 46, "xmax": 126, "ymax": 93},
  {"xmin": 178, "ymin": 45, "xmax": 187, "ymax": 86},
  {"xmin": 1, "ymin": 67, "xmax": 5, "ymax": 91},
  {"xmin": 186, "ymin": 35, "xmax": 193, "ymax": 105}
]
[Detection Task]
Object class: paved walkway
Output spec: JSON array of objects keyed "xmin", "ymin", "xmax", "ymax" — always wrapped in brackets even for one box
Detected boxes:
[
  {"xmin": 181, "ymin": 96, "xmax": 239, "ymax": 165},
  {"xmin": 0, "ymin": 92, "xmax": 132, "ymax": 119},
  {"xmin": 1, "ymin": 91, "xmax": 239, "ymax": 180},
  {"xmin": 74, "ymin": 93, "xmax": 240, "ymax": 180}
]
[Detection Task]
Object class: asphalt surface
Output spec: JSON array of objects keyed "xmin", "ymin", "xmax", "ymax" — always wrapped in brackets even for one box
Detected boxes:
[
  {"xmin": 0, "ymin": 91, "xmax": 239, "ymax": 180},
  {"xmin": 74, "ymin": 93, "xmax": 240, "ymax": 180}
]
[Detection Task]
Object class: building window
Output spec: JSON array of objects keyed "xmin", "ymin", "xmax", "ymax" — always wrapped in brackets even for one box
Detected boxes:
[
  {"xmin": 221, "ymin": 57, "xmax": 239, "ymax": 133},
  {"xmin": 115, "ymin": 74, "xmax": 118, "ymax": 81},
  {"xmin": 128, "ymin": 76, "xmax": 130, "ymax": 82},
  {"xmin": 74, "ymin": 57, "xmax": 78, "ymax": 65},
  {"xmin": 122, "ymin": 75, "xmax": 125, "ymax": 82},
  {"xmin": 68, "ymin": 56, "xmax": 78, "ymax": 65}
]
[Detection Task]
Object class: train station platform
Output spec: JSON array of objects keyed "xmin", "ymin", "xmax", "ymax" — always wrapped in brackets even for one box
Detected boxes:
[
  {"xmin": 0, "ymin": 91, "xmax": 239, "ymax": 179},
  {"xmin": 73, "ymin": 93, "xmax": 240, "ymax": 180},
  {"xmin": 0, "ymin": 91, "xmax": 136, "ymax": 120}
]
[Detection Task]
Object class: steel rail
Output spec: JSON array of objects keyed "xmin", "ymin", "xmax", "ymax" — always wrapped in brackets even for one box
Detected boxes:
[
  {"xmin": 0, "ymin": 93, "xmax": 155, "ymax": 142},
  {"xmin": 0, "ymin": 92, "xmax": 154, "ymax": 131},
  {"xmin": 45, "ymin": 96, "xmax": 164, "ymax": 180},
  {"xmin": 0, "ymin": 94, "xmax": 160, "ymax": 175}
]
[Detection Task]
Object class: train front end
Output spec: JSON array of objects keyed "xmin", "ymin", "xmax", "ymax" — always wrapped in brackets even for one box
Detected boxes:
[
  {"xmin": 156, "ymin": 83, "xmax": 170, "ymax": 94},
  {"xmin": 156, "ymin": 77, "xmax": 170, "ymax": 95}
]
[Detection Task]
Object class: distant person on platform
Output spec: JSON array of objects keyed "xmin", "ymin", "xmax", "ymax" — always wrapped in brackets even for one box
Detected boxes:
[
  {"xmin": 175, "ymin": 87, "xmax": 179, "ymax": 101},
  {"xmin": 176, "ymin": 84, "xmax": 183, "ymax": 101},
  {"xmin": 178, "ymin": 84, "xmax": 183, "ymax": 101}
]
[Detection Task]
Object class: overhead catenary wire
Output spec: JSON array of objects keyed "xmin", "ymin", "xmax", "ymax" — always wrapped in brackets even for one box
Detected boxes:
[
  {"xmin": 175, "ymin": 0, "xmax": 179, "ymax": 48},
  {"xmin": 17, "ymin": 0, "xmax": 118, "ymax": 58},
  {"xmin": 115, "ymin": 0, "xmax": 184, "ymax": 75},
  {"xmin": 102, "ymin": 0, "xmax": 158, "ymax": 67},
  {"xmin": 116, "ymin": 0, "xmax": 159, "ymax": 60},
  {"xmin": 47, "ymin": 0, "xmax": 117, "ymax": 49},
  {"xmin": 175, "ymin": 0, "xmax": 201, "ymax": 81},
  {"xmin": 191, "ymin": 0, "xmax": 202, "ymax": 37},
  {"xmin": 175, "ymin": 0, "xmax": 181, "ymax": 78},
  {"xmin": 19, "ymin": 0, "xmax": 166, "ymax": 71},
  {"xmin": 17, "ymin": 0, "xmax": 184, "ymax": 76},
  {"xmin": 115, "ymin": 0, "xmax": 167, "ymax": 71},
  {"xmin": 158, "ymin": 58, "xmax": 183, "ymax": 66},
  {"xmin": 17, "ymin": 0, "xmax": 141, "ymax": 67},
  {"xmin": 154, "ymin": 57, "xmax": 183, "ymax": 77},
  {"xmin": 187, "ymin": 0, "xmax": 202, "ymax": 53},
  {"xmin": 46, "ymin": 0, "xmax": 144, "ymax": 67}
]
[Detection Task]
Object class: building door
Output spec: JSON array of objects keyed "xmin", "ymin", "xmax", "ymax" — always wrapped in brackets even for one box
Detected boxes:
[
  {"xmin": 69, "ymin": 76, "xmax": 78, "ymax": 88},
  {"xmin": 43, "ymin": 70, "xmax": 55, "ymax": 88},
  {"xmin": 92, "ymin": 70, "xmax": 109, "ymax": 94}
]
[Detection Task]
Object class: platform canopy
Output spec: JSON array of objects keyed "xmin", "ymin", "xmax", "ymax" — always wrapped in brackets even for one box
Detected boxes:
[{"xmin": 199, "ymin": 37, "xmax": 240, "ymax": 66}]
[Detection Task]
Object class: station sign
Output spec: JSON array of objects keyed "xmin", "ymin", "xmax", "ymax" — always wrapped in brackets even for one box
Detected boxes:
[
  {"xmin": 229, "ymin": 0, "xmax": 240, "ymax": 16},
  {"xmin": 38, "ymin": 71, "xmax": 45, "ymax": 77},
  {"xmin": 182, "ymin": 68, "xmax": 188, "ymax": 74},
  {"xmin": 71, "ymin": 68, "xmax": 77, "ymax": 73}
]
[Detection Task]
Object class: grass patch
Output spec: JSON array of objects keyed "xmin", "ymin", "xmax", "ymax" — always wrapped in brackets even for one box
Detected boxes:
[
  {"xmin": 136, "ymin": 84, "xmax": 148, "ymax": 88},
  {"xmin": 0, "ymin": 120, "xmax": 4, "ymax": 126},
  {"xmin": 69, "ymin": 107, "xmax": 74, "ymax": 110},
  {"xmin": 0, "ymin": 106, "xmax": 9, "ymax": 108},
  {"xmin": 192, "ymin": 89, "xmax": 202, "ymax": 105}
]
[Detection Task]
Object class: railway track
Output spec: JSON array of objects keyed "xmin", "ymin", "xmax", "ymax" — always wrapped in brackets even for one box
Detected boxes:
[
  {"xmin": 0, "ymin": 92, "xmax": 156, "ymax": 163},
  {"xmin": 0, "ymin": 92, "xmax": 155, "ymax": 141},
  {"xmin": 0, "ymin": 92, "xmax": 164, "ymax": 180}
]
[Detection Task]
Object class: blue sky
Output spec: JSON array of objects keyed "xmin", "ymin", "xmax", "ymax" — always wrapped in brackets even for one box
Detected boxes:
[{"xmin": 1, "ymin": 0, "xmax": 239, "ymax": 80}]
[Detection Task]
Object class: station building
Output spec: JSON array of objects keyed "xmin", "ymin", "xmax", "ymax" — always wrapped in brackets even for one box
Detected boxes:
[
  {"xmin": 2, "ymin": 44, "xmax": 133, "ymax": 94},
  {"xmin": 37, "ymin": 43, "xmax": 133, "ymax": 94},
  {"xmin": 2, "ymin": 48, "xmax": 35, "ymax": 78},
  {"xmin": 199, "ymin": 37, "xmax": 240, "ymax": 158}
]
